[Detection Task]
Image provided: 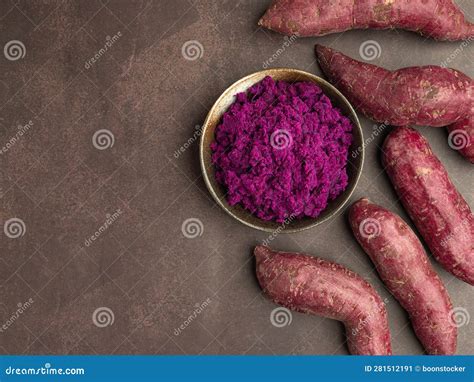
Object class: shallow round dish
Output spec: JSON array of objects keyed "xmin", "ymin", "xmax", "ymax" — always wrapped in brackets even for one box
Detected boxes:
[{"xmin": 200, "ymin": 68, "xmax": 364, "ymax": 233}]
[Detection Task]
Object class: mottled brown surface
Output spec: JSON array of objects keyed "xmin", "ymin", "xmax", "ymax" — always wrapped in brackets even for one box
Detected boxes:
[{"xmin": 0, "ymin": 0, "xmax": 472, "ymax": 355}]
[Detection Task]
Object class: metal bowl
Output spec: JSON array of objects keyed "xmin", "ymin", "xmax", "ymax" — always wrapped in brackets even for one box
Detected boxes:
[{"xmin": 200, "ymin": 68, "xmax": 364, "ymax": 233}]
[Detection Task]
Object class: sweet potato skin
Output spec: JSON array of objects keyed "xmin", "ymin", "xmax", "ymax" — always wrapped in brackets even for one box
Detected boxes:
[
  {"xmin": 447, "ymin": 114, "xmax": 474, "ymax": 163},
  {"xmin": 259, "ymin": 0, "xmax": 474, "ymax": 41},
  {"xmin": 255, "ymin": 245, "xmax": 392, "ymax": 355},
  {"xmin": 383, "ymin": 127, "xmax": 474, "ymax": 285},
  {"xmin": 349, "ymin": 198, "xmax": 457, "ymax": 355},
  {"xmin": 315, "ymin": 45, "xmax": 473, "ymax": 127}
]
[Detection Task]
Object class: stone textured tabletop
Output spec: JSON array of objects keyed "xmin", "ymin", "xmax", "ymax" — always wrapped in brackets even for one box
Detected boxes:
[{"xmin": 0, "ymin": 0, "xmax": 472, "ymax": 355}]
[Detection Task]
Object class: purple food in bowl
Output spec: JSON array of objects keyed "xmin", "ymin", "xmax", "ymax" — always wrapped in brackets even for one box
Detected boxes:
[{"xmin": 210, "ymin": 76, "xmax": 353, "ymax": 223}]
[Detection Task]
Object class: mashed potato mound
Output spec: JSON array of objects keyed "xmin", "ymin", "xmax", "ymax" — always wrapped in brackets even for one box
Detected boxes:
[{"xmin": 211, "ymin": 76, "xmax": 353, "ymax": 223}]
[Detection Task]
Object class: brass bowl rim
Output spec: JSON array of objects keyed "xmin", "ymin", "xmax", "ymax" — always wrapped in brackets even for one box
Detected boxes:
[{"xmin": 199, "ymin": 68, "xmax": 364, "ymax": 233}]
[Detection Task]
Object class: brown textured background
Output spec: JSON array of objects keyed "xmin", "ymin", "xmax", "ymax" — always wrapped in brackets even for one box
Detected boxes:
[{"xmin": 0, "ymin": 0, "xmax": 472, "ymax": 355}]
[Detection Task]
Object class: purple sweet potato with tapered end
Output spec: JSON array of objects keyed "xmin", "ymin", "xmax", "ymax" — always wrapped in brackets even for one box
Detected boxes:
[
  {"xmin": 259, "ymin": 0, "xmax": 474, "ymax": 41},
  {"xmin": 255, "ymin": 245, "xmax": 392, "ymax": 355},
  {"xmin": 349, "ymin": 198, "xmax": 457, "ymax": 355},
  {"xmin": 315, "ymin": 44, "xmax": 473, "ymax": 127},
  {"xmin": 383, "ymin": 127, "xmax": 474, "ymax": 285},
  {"xmin": 447, "ymin": 114, "xmax": 474, "ymax": 163}
]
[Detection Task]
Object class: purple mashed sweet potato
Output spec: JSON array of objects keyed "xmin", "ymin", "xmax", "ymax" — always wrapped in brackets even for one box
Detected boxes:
[{"xmin": 211, "ymin": 76, "xmax": 353, "ymax": 223}]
